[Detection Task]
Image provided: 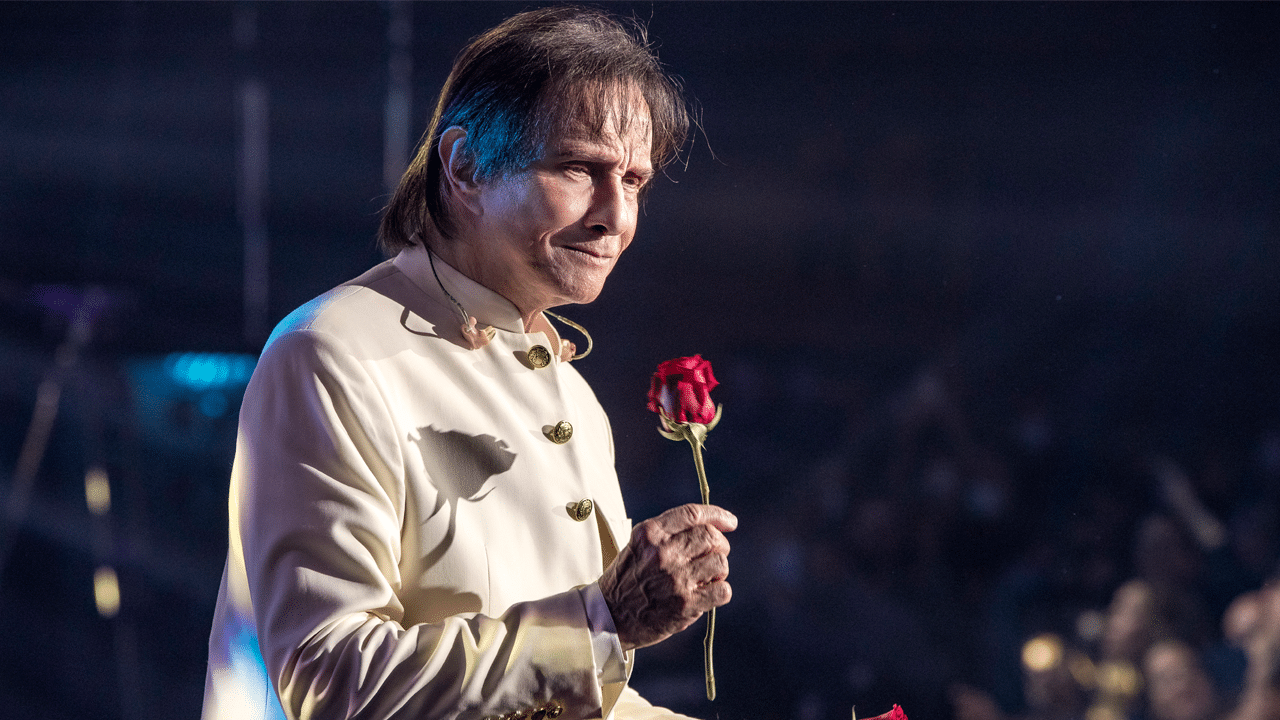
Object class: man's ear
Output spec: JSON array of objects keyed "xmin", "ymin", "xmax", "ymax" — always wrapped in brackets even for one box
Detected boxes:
[{"xmin": 438, "ymin": 125, "xmax": 483, "ymax": 216}]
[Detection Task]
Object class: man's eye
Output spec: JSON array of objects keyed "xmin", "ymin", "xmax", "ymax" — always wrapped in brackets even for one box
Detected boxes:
[{"xmin": 563, "ymin": 164, "xmax": 591, "ymax": 176}]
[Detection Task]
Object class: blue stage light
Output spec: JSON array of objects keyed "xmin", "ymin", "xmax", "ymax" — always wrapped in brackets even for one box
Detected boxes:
[{"xmin": 163, "ymin": 353, "xmax": 256, "ymax": 390}]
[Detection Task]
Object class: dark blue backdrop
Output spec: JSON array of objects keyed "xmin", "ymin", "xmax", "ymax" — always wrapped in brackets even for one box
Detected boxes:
[{"xmin": 2, "ymin": 3, "xmax": 1277, "ymax": 719}]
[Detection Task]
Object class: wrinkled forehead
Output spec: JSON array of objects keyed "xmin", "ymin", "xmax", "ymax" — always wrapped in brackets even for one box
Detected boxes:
[{"xmin": 538, "ymin": 80, "xmax": 652, "ymax": 149}]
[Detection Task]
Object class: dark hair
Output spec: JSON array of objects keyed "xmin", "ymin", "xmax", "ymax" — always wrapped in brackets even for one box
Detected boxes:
[{"xmin": 378, "ymin": 6, "xmax": 690, "ymax": 254}]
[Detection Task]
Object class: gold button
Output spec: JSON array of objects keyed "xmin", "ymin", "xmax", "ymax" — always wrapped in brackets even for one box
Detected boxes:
[
  {"xmin": 526, "ymin": 345, "xmax": 552, "ymax": 369},
  {"xmin": 544, "ymin": 701, "xmax": 564, "ymax": 719},
  {"xmin": 569, "ymin": 498, "xmax": 594, "ymax": 522},
  {"xmin": 546, "ymin": 421, "xmax": 573, "ymax": 444}
]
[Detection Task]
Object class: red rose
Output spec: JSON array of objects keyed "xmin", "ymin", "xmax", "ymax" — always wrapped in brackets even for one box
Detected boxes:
[
  {"xmin": 646, "ymin": 354, "xmax": 724, "ymax": 700},
  {"xmin": 863, "ymin": 705, "xmax": 908, "ymax": 720},
  {"xmin": 647, "ymin": 355, "xmax": 719, "ymax": 425}
]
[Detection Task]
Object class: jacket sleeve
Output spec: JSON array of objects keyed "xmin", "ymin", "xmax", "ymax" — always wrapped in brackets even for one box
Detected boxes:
[
  {"xmin": 611, "ymin": 687, "xmax": 698, "ymax": 720},
  {"xmin": 236, "ymin": 328, "xmax": 605, "ymax": 720}
]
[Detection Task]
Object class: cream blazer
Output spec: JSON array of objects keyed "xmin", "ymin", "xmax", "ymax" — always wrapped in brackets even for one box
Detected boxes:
[{"xmin": 203, "ymin": 246, "xmax": 690, "ymax": 720}]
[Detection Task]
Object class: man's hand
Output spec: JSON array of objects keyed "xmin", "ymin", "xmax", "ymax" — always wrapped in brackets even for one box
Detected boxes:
[{"xmin": 599, "ymin": 503, "xmax": 736, "ymax": 651}]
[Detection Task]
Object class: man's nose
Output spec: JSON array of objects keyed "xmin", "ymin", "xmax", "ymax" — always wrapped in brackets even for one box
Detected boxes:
[{"xmin": 584, "ymin": 177, "xmax": 631, "ymax": 236}]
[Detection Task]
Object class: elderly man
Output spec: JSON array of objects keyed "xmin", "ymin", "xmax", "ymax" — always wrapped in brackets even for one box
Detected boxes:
[{"xmin": 202, "ymin": 7, "xmax": 734, "ymax": 720}]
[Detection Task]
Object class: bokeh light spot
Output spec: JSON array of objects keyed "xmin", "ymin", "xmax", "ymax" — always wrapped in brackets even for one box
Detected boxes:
[
  {"xmin": 1023, "ymin": 634, "xmax": 1064, "ymax": 672},
  {"xmin": 94, "ymin": 567, "xmax": 121, "ymax": 618},
  {"xmin": 85, "ymin": 466, "xmax": 111, "ymax": 515}
]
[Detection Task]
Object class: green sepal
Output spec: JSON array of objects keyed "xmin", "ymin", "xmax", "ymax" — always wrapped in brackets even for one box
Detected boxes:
[
  {"xmin": 655, "ymin": 405, "xmax": 724, "ymax": 447},
  {"xmin": 686, "ymin": 421, "xmax": 709, "ymax": 449},
  {"xmin": 705, "ymin": 403, "xmax": 724, "ymax": 432},
  {"xmin": 657, "ymin": 425, "xmax": 684, "ymax": 442}
]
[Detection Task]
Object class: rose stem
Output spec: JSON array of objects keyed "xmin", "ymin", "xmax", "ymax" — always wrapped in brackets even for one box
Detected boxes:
[
  {"xmin": 687, "ymin": 434, "xmax": 716, "ymax": 701},
  {"xmin": 688, "ymin": 434, "xmax": 711, "ymax": 506}
]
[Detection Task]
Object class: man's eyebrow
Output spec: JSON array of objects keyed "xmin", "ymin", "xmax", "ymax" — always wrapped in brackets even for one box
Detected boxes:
[
  {"xmin": 552, "ymin": 144, "xmax": 654, "ymax": 175},
  {"xmin": 551, "ymin": 141, "xmax": 611, "ymax": 159}
]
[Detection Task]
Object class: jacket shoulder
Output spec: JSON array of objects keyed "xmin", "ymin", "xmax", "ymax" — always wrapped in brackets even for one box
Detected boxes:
[{"xmin": 262, "ymin": 260, "xmax": 423, "ymax": 353}]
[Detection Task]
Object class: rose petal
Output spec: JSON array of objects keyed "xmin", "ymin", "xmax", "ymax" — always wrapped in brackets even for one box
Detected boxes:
[
  {"xmin": 648, "ymin": 355, "xmax": 719, "ymax": 425},
  {"xmin": 862, "ymin": 705, "xmax": 907, "ymax": 720},
  {"xmin": 659, "ymin": 385, "xmax": 676, "ymax": 419}
]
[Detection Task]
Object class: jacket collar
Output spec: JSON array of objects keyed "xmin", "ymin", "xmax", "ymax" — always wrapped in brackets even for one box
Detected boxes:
[{"xmin": 392, "ymin": 244, "xmax": 561, "ymax": 346}]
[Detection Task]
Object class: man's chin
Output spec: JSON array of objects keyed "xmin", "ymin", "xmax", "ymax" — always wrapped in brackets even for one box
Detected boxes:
[
  {"xmin": 553, "ymin": 288, "xmax": 604, "ymax": 307},
  {"xmin": 546, "ymin": 273, "xmax": 610, "ymax": 307}
]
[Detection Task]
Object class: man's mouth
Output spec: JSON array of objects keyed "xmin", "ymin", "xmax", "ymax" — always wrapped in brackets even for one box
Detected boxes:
[{"xmin": 563, "ymin": 244, "xmax": 614, "ymax": 260}]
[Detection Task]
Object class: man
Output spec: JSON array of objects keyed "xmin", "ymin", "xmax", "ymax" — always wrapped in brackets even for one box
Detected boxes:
[{"xmin": 203, "ymin": 7, "xmax": 735, "ymax": 720}]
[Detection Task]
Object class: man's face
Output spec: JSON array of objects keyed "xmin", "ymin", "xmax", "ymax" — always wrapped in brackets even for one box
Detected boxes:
[{"xmin": 465, "ymin": 94, "xmax": 654, "ymax": 317}]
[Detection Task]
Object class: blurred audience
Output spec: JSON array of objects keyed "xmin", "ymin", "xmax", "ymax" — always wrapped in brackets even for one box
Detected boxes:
[
  {"xmin": 1222, "ymin": 577, "xmax": 1280, "ymax": 720},
  {"xmin": 705, "ymin": 354, "xmax": 1280, "ymax": 720},
  {"xmin": 1143, "ymin": 639, "xmax": 1222, "ymax": 720},
  {"xmin": 951, "ymin": 633, "xmax": 1088, "ymax": 720}
]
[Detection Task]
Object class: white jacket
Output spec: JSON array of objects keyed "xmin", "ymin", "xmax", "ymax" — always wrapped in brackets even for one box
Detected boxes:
[{"xmin": 203, "ymin": 246, "xmax": 688, "ymax": 720}]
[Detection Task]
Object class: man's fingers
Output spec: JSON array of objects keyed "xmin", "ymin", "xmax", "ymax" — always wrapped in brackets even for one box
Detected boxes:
[
  {"xmin": 652, "ymin": 503, "xmax": 738, "ymax": 534},
  {"xmin": 672, "ymin": 523, "xmax": 731, "ymax": 561},
  {"xmin": 687, "ymin": 551, "xmax": 729, "ymax": 586},
  {"xmin": 696, "ymin": 578, "xmax": 732, "ymax": 608}
]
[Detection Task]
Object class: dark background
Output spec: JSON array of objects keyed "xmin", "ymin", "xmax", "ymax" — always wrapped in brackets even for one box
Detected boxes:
[{"xmin": 1, "ymin": 3, "xmax": 1277, "ymax": 719}]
